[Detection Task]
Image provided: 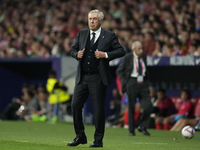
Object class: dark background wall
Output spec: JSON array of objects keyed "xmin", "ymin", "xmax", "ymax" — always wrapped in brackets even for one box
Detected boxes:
[
  {"xmin": 110, "ymin": 65, "xmax": 200, "ymax": 94},
  {"xmin": 147, "ymin": 66, "xmax": 200, "ymax": 97},
  {"xmin": 0, "ymin": 58, "xmax": 60, "ymax": 113}
]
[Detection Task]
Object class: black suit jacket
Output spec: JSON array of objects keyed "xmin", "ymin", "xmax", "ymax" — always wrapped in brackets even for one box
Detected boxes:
[
  {"xmin": 70, "ymin": 28, "xmax": 125, "ymax": 85},
  {"xmin": 116, "ymin": 52, "xmax": 149, "ymax": 93}
]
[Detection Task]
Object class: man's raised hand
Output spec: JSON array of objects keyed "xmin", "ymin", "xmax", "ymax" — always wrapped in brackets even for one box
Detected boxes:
[
  {"xmin": 77, "ymin": 48, "xmax": 85, "ymax": 58},
  {"xmin": 95, "ymin": 49, "xmax": 106, "ymax": 59}
]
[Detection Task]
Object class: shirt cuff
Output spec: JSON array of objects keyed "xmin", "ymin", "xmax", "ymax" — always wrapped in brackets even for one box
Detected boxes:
[{"xmin": 105, "ymin": 52, "xmax": 108, "ymax": 59}]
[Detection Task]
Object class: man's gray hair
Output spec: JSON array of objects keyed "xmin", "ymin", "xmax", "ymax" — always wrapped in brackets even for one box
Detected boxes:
[
  {"xmin": 131, "ymin": 41, "xmax": 142, "ymax": 50},
  {"xmin": 88, "ymin": 9, "xmax": 104, "ymax": 20}
]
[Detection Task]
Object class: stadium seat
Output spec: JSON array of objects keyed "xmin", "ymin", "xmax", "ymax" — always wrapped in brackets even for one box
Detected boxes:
[
  {"xmin": 194, "ymin": 98, "xmax": 200, "ymax": 117},
  {"xmin": 170, "ymin": 97, "xmax": 182, "ymax": 111}
]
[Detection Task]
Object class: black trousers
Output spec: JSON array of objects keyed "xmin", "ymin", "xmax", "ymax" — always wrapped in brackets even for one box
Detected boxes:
[
  {"xmin": 126, "ymin": 77, "xmax": 152, "ymax": 133},
  {"xmin": 71, "ymin": 73, "xmax": 107, "ymax": 142}
]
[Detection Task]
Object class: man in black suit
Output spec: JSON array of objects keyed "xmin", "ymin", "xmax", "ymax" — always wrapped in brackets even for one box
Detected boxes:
[
  {"xmin": 67, "ymin": 9, "xmax": 125, "ymax": 148},
  {"xmin": 116, "ymin": 41, "xmax": 152, "ymax": 136}
]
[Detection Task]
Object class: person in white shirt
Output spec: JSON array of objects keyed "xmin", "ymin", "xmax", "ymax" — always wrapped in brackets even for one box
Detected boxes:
[{"xmin": 116, "ymin": 41, "xmax": 152, "ymax": 136}]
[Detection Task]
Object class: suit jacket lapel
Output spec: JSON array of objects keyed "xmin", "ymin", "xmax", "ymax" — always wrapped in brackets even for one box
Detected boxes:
[
  {"xmin": 97, "ymin": 28, "xmax": 105, "ymax": 51},
  {"xmin": 83, "ymin": 29, "xmax": 90, "ymax": 49}
]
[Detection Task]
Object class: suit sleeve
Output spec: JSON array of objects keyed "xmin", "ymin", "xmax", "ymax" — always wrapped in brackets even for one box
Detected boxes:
[
  {"xmin": 116, "ymin": 55, "xmax": 127, "ymax": 88},
  {"xmin": 142, "ymin": 53, "xmax": 147, "ymax": 65},
  {"xmin": 107, "ymin": 33, "xmax": 125, "ymax": 61},
  {"xmin": 70, "ymin": 31, "xmax": 80, "ymax": 60}
]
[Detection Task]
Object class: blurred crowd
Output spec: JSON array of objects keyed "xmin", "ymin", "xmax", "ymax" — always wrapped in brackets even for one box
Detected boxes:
[
  {"xmin": 1, "ymin": 0, "xmax": 200, "ymax": 58},
  {"xmin": 106, "ymin": 86, "xmax": 200, "ymax": 131},
  {"xmin": 0, "ymin": 83, "xmax": 50, "ymax": 121},
  {"xmin": 0, "ymin": 70, "xmax": 71, "ymax": 122}
]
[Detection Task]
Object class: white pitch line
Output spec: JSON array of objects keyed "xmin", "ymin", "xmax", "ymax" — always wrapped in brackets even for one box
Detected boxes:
[
  {"xmin": 63, "ymin": 141, "xmax": 93, "ymax": 143},
  {"xmin": 132, "ymin": 142, "xmax": 167, "ymax": 145},
  {"xmin": 15, "ymin": 140, "xmax": 28, "ymax": 143}
]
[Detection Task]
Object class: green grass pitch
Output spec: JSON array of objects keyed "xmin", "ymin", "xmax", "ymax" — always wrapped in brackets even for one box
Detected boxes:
[{"xmin": 0, "ymin": 121, "xmax": 200, "ymax": 150}]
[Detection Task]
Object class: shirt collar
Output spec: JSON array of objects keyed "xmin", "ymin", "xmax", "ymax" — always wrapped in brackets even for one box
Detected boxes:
[
  {"xmin": 90, "ymin": 27, "xmax": 101, "ymax": 35},
  {"xmin": 133, "ymin": 51, "xmax": 139, "ymax": 59}
]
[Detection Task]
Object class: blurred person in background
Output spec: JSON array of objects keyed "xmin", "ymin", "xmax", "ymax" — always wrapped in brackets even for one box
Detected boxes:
[
  {"xmin": 188, "ymin": 43, "xmax": 197, "ymax": 55},
  {"xmin": 28, "ymin": 84, "xmax": 38, "ymax": 99},
  {"xmin": 170, "ymin": 117, "xmax": 200, "ymax": 131},
  {"xmin": 180, "ymin": 30, "xmax": 190, "ymax": 53},
  {"xmin": 7, "ymin": 47, "xmax": 17, "ymax": 58},
  {"xmin": 152, "ymin": 41, "xmax": 164, "ymax": 56},
  {"xmin": 21, "ymin": 83, "xmax": 29, "ymax": 94},
  {"xmin": 149, "ymin": 86, "xmax": 157, "ymax": 128},
  {"xmin": 143, "ymin": 32, "xmax": 156, "ymax": 56},
  {"xmin": 32, "ymin": 90, "xmax": 50, "ymax": 122},
  {"xmin": 115, "ymin": 76, "xmax": 141, "ymax": 129},
  {"xmin": 163, "ymin": 90, "xmax": 193, "ymax": 130},
  {"xmin": 123, "ymin": 99, "xmax": 141, "ymax": 129},
  {"xmin": 116, "ymin": 41, "xmax": 152, "ymax": 136},
  {"xmin": 17, "ymin": 90, "xmax": 40, "ymax": 121},
  {"xmin": 109, "ymin": 2, "xmax": 123, "ymax": 19},
  {"xmin": 46, "ymin": 70, "xmax": 70, "ymax": 122},
  {"xmin": 17, "ymin": 49, "xmax": 27, "ymax": 58},
  {"xmin": 37, "ymin": 83, "xmax": 46, "ymax": 93},
  {"xmin": 149, "ymin": 86, "xmax": 157, "ymax": 104},
  {"xmin": 29, "ymin": 40, "xmax": 41, "ymax": 58},
  {"xmin": 0, "ymin": 97, "xmax": 22, "ymax": 120},
  {"xmin": 106, "ymin": 88, "xmax": 122, "ymax": 127},
  {"xmin": 172, "ymin": 40, "xmax": 185, "ymax": 56},
  {"xmin": 63, "ymin": 36, "xmax": 73, "ymax": 56},
  {"xmin": 194, "ymin": 44, "xmax": 200, "ymax": 56},
  {"xmin": 151, "ymin": 89, "xmax": 176, "ymax": 130},
  {"xmin": 0, "ymin": 50, "xmax": 7, "ymax": 58},
  {"xmin": 39, "ymin": 44, "xmax": 51, "ymax": 58},
  {"xmin": 163, "ymin": 44, "xmax": 174, "ymax": 56}
]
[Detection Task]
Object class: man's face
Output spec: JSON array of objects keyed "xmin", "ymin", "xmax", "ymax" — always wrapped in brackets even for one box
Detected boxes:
[
  {"xmin": 181, "ymin": 91, "xmax": 188, "ymax": 102},
  {"xmin": 88, "ymin": 13, "xmax": 103, "ymax": 31},
  {"xmin": 134, "ymin": 43, "xmax": 143, "ymax": 57},
  {"xmin": 24, "ymin": 93, "xmax": 30, "ymax": 101},
  {"xmin": 189, "ymin": 46, "xmax": 196, "ymax": 54},
  {"xmin": 38, "ymin": 92, "xmax": 47, "ymax": 101},
  {"xmin": 144, "ymin": 33, "xmax": 151, "ymax": 41},
  {"xmin": 157, "ymin": 91, "xmax": 164, "ymax": 100}
]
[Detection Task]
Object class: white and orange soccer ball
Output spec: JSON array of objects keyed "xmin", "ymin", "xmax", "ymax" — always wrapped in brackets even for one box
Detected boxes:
[{"xmin": 181, "ymin": 126, "xmax": 195, "ymax": 139}]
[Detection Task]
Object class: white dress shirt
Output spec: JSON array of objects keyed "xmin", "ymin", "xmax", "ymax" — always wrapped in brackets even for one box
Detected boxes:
[
  {"xmin": 90, "ymin": 27, "xmax": 101, "ymax": 43},
  {"xmin": 130, "ymin": 52, "xmax": 146, "ymax": 77},
  {"xmin": 90, "ymin": 27, "xmax": 108, "ymax": 58}
]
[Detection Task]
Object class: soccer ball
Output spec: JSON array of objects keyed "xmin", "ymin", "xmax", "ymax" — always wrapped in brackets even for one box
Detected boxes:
[{"xmin": 181, "ymin": 126, "xmax": 195, "ymax": 139}]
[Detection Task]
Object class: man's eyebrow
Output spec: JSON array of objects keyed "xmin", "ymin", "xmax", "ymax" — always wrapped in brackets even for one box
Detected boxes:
[{"xmin": 89, "ymin": 17, "xmax": 98, "ymax": 19}]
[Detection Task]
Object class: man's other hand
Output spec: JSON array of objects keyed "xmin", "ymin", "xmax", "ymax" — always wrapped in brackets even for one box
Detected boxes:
[{"xmin": 95, "ymin": 49, "xmax": 106, "ymax": 59}]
